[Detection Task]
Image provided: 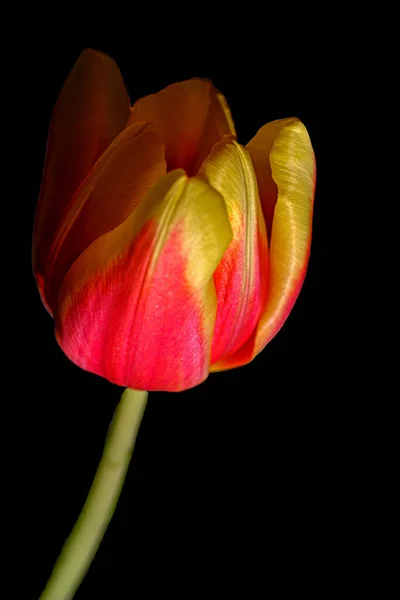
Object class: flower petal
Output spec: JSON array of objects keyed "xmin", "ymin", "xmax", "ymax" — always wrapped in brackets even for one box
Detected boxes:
[
  {"xmin": 128, "ymin": 78, "xmax": 236, "ymax": 175},
  {"xmin": 247, "ymin": 118, "xmax": 316, "ymax": 356},
  {"xmin": 43, "ymin": 122, "xmax": 166, "ymax": 314},
  {"xmin": 33, "ymin": 49, "xmax": 130, "ymax": 297},
  {"xmin": 198, "ymin": 140, "xmax": 269, "ymax": 369},
  {"xmin": 55, "ymin": 171, "xmax": 232, "ymax": 392}
]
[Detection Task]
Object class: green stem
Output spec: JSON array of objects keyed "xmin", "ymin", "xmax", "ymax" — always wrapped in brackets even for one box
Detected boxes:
[{"xmin": 40, "ymin": 388, "xmax": 148, "ymax": 600}]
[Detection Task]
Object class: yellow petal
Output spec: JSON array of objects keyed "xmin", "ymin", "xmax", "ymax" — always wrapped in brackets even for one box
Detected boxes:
[
  {"xmin": 198, "ymin": 140, "xmax": 269, "ymax": 369},
  {"xmin": 247, "ymin": 118, "xmax": 316, "ymax": 356}
]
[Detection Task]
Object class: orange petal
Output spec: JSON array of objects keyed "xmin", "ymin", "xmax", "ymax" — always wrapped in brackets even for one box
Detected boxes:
[
  {"xmin": 247, "ymin": 118, "xmax": 316, "ymax": 356},
  {"xmin": 128, "ymin": 78, "xmax": 236, "ymax": 175},
  {"xmin": 198, "ymin": 140, "xmax": 269, "ymax": 369},
  {"xmin": 55, "ymin": 171, "xmax": 232, "ymax": 392},
  {"xmin": 33, "ymin": 49, "xmax": 130, "ymax": 301},
  {"xmin": 43, "ymin": 122, "xmax": 166, "ymax": 314}
]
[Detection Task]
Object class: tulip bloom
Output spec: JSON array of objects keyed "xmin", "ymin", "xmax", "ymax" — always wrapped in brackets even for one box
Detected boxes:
[{"xmin": 33, "ymin": 49, "xmax": 316, "ymax": 392}]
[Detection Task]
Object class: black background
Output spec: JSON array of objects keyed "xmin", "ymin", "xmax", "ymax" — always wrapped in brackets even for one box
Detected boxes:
[{"xmin": 14, "ymin": 28, "xmax": 336, "ymax": 599}]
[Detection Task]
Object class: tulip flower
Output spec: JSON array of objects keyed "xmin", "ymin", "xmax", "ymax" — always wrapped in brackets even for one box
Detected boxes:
[
  {"xmin": 34, "ymin": 50, "xmax": 316, "ymax": 600},
  {"xmin": 33, "ymin": 49, "xmax": 316, "ymax": 393}
]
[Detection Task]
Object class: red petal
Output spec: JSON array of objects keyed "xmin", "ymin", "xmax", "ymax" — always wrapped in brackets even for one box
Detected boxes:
[
  {"xmin": 128, "ymin": 78, "xmax": 236, "ymax": 175},
  {"xmin": 43, "ymin": 122, "xmax": 166, "ymax": 314},
  {"xmin": 33, "ymin": 49, "xmax": 130, "ymax": 306},
  {"xmin": 55, "ymin": 171, "xmax": 232, "ymax": 392}
]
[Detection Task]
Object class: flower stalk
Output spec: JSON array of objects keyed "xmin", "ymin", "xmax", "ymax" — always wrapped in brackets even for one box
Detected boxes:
[{"xmin": 40, "ymin": 388, "xmax": 148, "ymax": 600}]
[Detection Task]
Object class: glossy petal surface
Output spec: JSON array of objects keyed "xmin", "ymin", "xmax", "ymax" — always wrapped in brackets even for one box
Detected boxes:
[
  {"xmin": 128, "ymin": 78, "xmax": 236, "ymax": 175},
  {"xmin": 33, "ymin": 49, "xmax": 130, "ymax": 306},
  {"xmin": 247, "ymin": 118, "xmax": 316, "ymax": 356},
  {"xmin": 198, "ymin": 140, "xmax": 269, "ymax": 369},
  {"xmin": 56, "ymin": 171, "xmax": 232, "ymax": 391}
]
